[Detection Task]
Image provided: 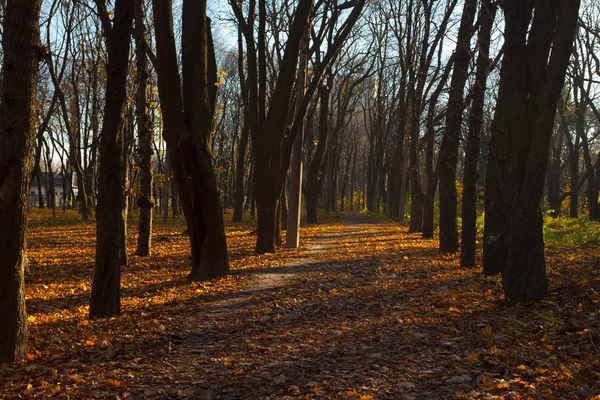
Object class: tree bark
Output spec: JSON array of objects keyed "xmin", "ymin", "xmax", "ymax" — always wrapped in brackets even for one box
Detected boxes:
[
  {"xmin": 90, "ymin": 0, "xmax": 135, "ymax": 318},
  {"xmin": 484, "ymin": 0, "xmax": 579, "ymax": 303},
  {"xmin": 134, "ymin": 0, "xmax": 154, "ymax": 256},
  {"xmin": 0, "ymin": 0, "xmax": 42, "ymax": 362},
  {"xmin": 437, "ymin": 0, "xmax": 477, "ymax": 253},
  {"xmin": 460, "ymin": 0, "xmax": 496, "ymax": 267},
  {"xmin": 153, "ymin": 0, "xmax": 229, "ymax": 280},
  {"xmin": 305, "ymin": 81, "xmax": 330, "ymax": 223},
  {"xmin": 232, "ymin": 28, "xmax": 250, "ymax": 223}
]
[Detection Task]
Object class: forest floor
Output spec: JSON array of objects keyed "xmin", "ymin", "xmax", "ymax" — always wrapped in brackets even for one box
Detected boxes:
[{"xmin": 1, "ymin": 209, "xmax": 600, "ymax": 399}]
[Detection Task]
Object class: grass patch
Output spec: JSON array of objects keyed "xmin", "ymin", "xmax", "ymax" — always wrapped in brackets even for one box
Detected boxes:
[
  {"xmin": 543, "ymin": 215, "xmax": 600, "ymax": 248},
  {"xmin": 361, "ymin": 209, "xmax": 392, "ymax": 221}
]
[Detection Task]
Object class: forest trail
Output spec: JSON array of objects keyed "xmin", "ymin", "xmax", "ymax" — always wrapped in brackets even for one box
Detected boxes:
[
  {"xmin": 245, "ymin": 212, "xmax": 368, "ymax": 294},
  {"xmin": 163, "ymin": 213, "xmax": 373, "ymax": 397}
]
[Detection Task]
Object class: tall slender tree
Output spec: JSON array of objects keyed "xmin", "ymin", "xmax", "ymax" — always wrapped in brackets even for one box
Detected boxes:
[
  {"xmin": 89, "ymin": 0, "xmax": 135, "ymax": 318},
  {"xmin": 460, "ymin": 0, "xmax": 497, "ymax": 267},
  {"xmin": 437, "ymin": 0, "xmax": 477, "ymax": 253},
  {"xmin": 134, "ymin": 0, "xmax": 153, "ymax": 256},
  {"xmin": 0, "ymin": 0, "xmax": 42, "ymax": 362}
]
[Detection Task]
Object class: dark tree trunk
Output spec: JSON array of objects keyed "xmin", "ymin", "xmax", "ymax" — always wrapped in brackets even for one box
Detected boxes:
[
  {"xmin": 409, "ymin": 190, "xmax": 424, "ymax": 233},
  {"xmin": 43, "ymin": 140, "xmax": 56, "ymax": 218},
  {"xmin": 36, "ymin": 165, "xmax": 44, "ymax": 208},
  {"xmin": 460, "ymin": 0, "xmax": 496, "ymax": 267},
  {"xmin": 232, "ymin": 120, "xmax": 249, "ymax": 222},
  {"xmin": 255, "ymin": 181, "xmax": 278, "ymax": 253},
  {"xmin": 408, "ymin": 102, "xmax": 423, "ymax": 233},
  {"xmin": 388, "ymin": 127, "xmax": 406, "ymax": 218},
  {"xmin": 90, "ymin": 0, "xmax": 135, "ymax": 318},
  {"xmin": 233, "ymin": 28, "xmax": 250, "ymax": 224},
  {"xmin": 280, "ymin": 185, "xmax": 288, "ymax": 231},
  {"xmin": 305, "ymin": 82, "xmax": 330, "ymax": 223},
  {"xmin": 163, "ymin": 148, "xmax": 170, "ymax": 223},
  {"xmin": 153, "ymin": 0, "xmax": 229, "ymax": 280},
  {"xmin": 245, "ymin": 162, "xmax": 254, "ymax": 213},
  {"xmin": 0, "ymin": 0, "xmax": 42, "ymax": 362},
  {"xmin": 62, "ymin": 169, "xmax": 68, "ymax": 211},
  {"xmin": 134, "ymin": 0, "xmax": 154, "ymax": 256},
  {"xmin": 437, "ymin": 0, "xmax": 477, "ymax": 253},
  {"xmin": 120, "ymin": 114, "xmax": 133, "ymax": 267},
  {"xmin": 252, "ymin": 0, "xmax": 313, "ymax": 252},
  {"xmin": 422, "ymin": 195, "xmax": 434, "ymax": 239},
  {"xmin": 171, "ymin": 177, "xmax": 179, "ymax": 218},
  {"xmin": 565, "ymin": 121, "xmax": 580, "ymax": 218},
  {"xmin": 484, "ymin": 0, "xmax": 579, "ymax": 303},
  {"xmin": 547, "ymin": 117, "xmax": 565, "ymax": 217}
]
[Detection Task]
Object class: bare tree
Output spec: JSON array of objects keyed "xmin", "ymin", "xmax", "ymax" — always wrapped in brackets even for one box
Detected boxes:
[
  {"xmin": 483, "ymin": 0, "xmax": 580, "ymax": 303},
  {"xmin": 89, "ymin": 0, "xmax": 135, "ymax": 318},
  {"xmin": 0, "ymin": 0, "xmax": 42, "ymax": 362},
  {"xmin": 152, "ymin": 0, "xmax": 229, "ymax": 280}
]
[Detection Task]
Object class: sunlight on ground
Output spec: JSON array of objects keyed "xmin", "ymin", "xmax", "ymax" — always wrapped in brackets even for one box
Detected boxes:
[{"xmin": 1, "ymin": 208, "xmax": 598, "ymax": 398}]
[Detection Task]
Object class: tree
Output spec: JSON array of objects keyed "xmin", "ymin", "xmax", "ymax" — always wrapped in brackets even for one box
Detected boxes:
[
  {"xmin": 0, "ymin": 0, "xmax": 42, "ymax": 362},
  {"xmin": 230, "ymin": 0, "xmax": 366, "ymax": 253},
  {"xmin": 152, "ymin": 0, "xmax": 229, "ymax": 280},
  {"xmin": 45, "ymin": 1, "xmax": 92, "ymax": 220},
  {"xmin": 89, "ymin": 0, "xmax": 135, "ymax": 318},
  {"xmin": 460, "ymin": 0, "xmax": 497, "ymax": 267},
  {"xmin": 404, "ymin": 0, "xmax": 458, "ymax": 234},
  {"xmin": 483, "ymin": 0, "xmax": 580, "ymax": 303},
  {"xmin": 437, "ymin": 0, "xmax": 477, "ymax": 253},
  {"xmin": 134, "ymin": 0, "xmax": 153, "ymax": 256},
  {"xmin": 232, "ymin": 29, "xmax": 250, "ymax": 223}
]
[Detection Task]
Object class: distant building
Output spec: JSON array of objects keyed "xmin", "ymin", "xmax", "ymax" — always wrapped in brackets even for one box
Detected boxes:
[{"xmin": 30, "ymin": 172, "xmax": 78, "ymax": 207}]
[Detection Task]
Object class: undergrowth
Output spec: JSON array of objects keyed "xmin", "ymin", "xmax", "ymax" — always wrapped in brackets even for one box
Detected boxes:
[{"xmin": 543, "ymin": 214, "xmax": 600, "ymax": 248}]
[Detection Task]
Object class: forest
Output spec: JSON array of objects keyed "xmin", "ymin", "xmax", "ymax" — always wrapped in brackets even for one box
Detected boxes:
[{"xmin": 0, "ymin": 0, "xmax": 599, "ymax": 398}]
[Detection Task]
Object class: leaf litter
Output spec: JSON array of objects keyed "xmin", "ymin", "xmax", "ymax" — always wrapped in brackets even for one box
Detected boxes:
[{"xmin": 1, "ymin": 209, "xmax": 599, "ymax": 399}]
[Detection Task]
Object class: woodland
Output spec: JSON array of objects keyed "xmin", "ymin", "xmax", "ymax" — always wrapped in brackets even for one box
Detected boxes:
[{"xmin": 0, "ymin": 0, "xmax": 599, "ymax": 398}]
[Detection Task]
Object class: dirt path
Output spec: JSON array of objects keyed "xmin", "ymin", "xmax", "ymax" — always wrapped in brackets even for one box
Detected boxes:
[
  {"xmin": 204, "ymin": 213, "xmax": 368, "ymax": 313},
  {"xmin": 153, "ymin": 213, "xmax": 372, "ymax": 398}
]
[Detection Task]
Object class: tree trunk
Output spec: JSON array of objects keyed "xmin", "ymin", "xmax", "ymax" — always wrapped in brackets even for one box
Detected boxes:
[
  {"xmin": 153, "ymin": 0, "xmax": 229, "ymax": 280},
  {"xmin": 409, "ymin": 189, "xmax": 423, "ymax": 233},
  {"xmin": 43, "ymin": 140, "xmax": 56, "ymax": 218},
  {"xmin": 171, "ymin": 175, "xmax": 179, "ymax": 218},
  {"xmin": 437, "ymin": 0, "xmax": 477, "ymax": 253},
  {"xmin": 134, "ymin": 0, "xmax": 154, "ymax": 256},
  {"xmin": 280, "ymin": 184, "xmax": 288, "ymax": 231},
  {"xmin": 305, "ymin": 82, "xmax": 330, "ymax": 223},
  {"xmin": 90, "ymin": 0, "xmax": 134, "ymax": 318},
  {"xmin": 547, "ymin": 120, "xmax": 564, "ymax": 217},
  {"xmin": 0, "ymin": 0, "xmax": 42, "ymax": 362},
  {"xmin": 460, "ymin": 0, "xmax": 496, "ymax": 267},
  {"xmin": 163, "ymin": 149, "xmax": 170, "ymax": 223},
  {"xmin": 255, "ymin": 180, "xmax": 278, "ymax": 253},
  {"xmin": 232, "ymin": 120, "xmax": 249, "ymax": 222},
  {"xmin": 422, "ymin": 194, "xmax": 434, "ymax": 239},
  {"xmin": 36, "ymin": 165, "xmax": 44, "ymax": 208},
  {"xmin": 484, "ymin": 0, "xmax": 579, "ymax": 303}
]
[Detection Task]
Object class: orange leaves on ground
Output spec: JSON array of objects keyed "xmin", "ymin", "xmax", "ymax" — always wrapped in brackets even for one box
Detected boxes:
[{"xmin": 1, "ymin": 209, "xmax": 599, "ymax": 398}]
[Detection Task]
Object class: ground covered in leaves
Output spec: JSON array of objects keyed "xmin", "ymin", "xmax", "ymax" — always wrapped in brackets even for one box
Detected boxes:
[{"xmin": 1, "ymin": 209, "xmax": 599, "ymax": 399}]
